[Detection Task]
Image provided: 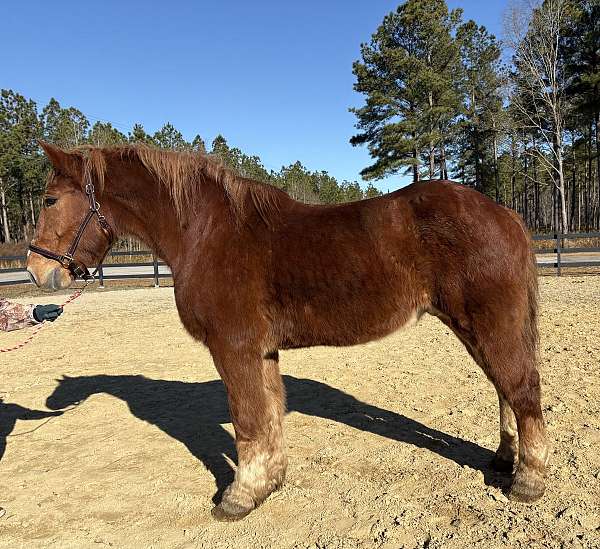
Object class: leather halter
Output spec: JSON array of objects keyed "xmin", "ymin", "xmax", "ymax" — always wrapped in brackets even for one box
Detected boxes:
[{"xmin": 29, "ymin": 183, "xmax": 114, "ymax": 280}]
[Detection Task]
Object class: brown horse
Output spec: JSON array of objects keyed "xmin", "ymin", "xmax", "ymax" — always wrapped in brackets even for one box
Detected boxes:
[{"xmin": 27, "ymin": 142, "xmax": 549, "ymax": 521}]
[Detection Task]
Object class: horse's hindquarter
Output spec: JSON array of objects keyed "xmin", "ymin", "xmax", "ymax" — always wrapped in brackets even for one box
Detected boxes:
[
  {"xmin": 401, "ymin": 180, "xmax": 536, "ymax": 323},
  {"xmin": 270, "ymin": 196, "xmax": 428, "ymax": 348}
]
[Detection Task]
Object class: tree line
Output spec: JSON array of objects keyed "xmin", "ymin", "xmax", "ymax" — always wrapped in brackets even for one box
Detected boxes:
[
  {"xmin": 0, "ymin": 94, "xmax": 380, "ymax": 244},
  {"xmin": 351, "ymin": 0, "xmax": 600, "ymax": 233},
  {"xmin": 2, "ymin": 0, "xmax": 598, "ymax": 245}
]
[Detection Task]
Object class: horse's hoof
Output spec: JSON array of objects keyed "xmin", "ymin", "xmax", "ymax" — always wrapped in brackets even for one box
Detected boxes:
[
  {"xmin": 211, "ymin": 503, "xmax": 253, "ymax": 521},
  {"xmin": 508, "ymin": 470, "xmax": 545, "ymax": 503},
  {"xmin": 211, "ymin": 487, "xmax": 255, "ymax": 522},
  {"xmin": 490, "ymin": 454, "xmax": 516, "ymax": 474}
]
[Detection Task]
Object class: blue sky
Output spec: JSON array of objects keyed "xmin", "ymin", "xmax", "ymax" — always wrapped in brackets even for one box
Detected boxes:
[{"xmin": 2, "ymin": 1, "xmax": 507, "ymax": 192}]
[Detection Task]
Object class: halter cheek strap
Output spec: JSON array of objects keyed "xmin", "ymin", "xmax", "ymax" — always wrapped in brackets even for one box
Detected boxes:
[{"xmin": 28, "ymin": 183, "xmax": 114, "ymax": 280}]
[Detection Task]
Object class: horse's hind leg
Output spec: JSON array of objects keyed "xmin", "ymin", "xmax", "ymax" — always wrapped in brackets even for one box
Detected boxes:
[
  {"xmin": 498, "ymin": 355, "xmax": 549, "ymax": 502},
  {"xmin": 435, "ymin": 299, "xmax": 548, "ymax": 502},
  {"xmin": 476, "ymin": 333, "xmax": 547, "ymax": 502},
  {"xmin": 210, "ymin": 347, "xmax": 286, "ymax": 521}
]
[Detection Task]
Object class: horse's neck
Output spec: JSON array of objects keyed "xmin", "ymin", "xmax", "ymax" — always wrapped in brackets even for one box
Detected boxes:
[{"xmin": 106, "ymin": 164, "xmax": 231, "ymax": 270}]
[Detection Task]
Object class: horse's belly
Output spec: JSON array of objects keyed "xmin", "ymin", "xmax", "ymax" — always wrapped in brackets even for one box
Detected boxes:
[{"xmin": 278, "ymin": 297, "xmax": 421, "ymax": 349}]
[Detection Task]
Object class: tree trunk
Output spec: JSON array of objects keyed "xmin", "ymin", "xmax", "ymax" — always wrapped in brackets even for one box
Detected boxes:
[
  {"xmin": 471, "ymin": 90, "xmax": 480, "ymax": 190},
  {"xmin": 570, "ymin": 137, "xmax": 577, "ymax": 232},
  {"xmin": 532, "ymin": 136, "xmax": 540, "ymax": 231},
  {"xmin": 493, "ymin": 122, "xmax": 500, "ymax": 203},
  {"xmin": 511, "ymin": 134, "xmax": 517, "ymax": 211},
  {"xmin": 412, "ymin": 135, "xmax": 420, "ymax": 183},
  {"xmin": 586, "ymin": 121, "xmax": 592, "ymax": 230},
  {"xmin": 578, "ymin": 179, "xmax": 581, "ymax": 231},
  {"xmin": 429, "ymin": 142, "xmax": 435, "ymax": 180},
  {"xmin": 595, "ymin": 112, "xmax": 600, "ymax": 229},
  {"xmin": 18, "ymin": 186, "xmax": 29, "ymax": 241},
  {"xmin": 556, "ymin": 148, "xmax": 568, "ymax": 233},
  {"xmin": 523, "ymin": 141, "xmax": 529, "ymax": 227},
  {"xmin": 440, "ymin": 142, "xmax": 448, "ymax": 180},
  {"xmin": 428, "ymin": 90, "xmax": 435, "ymax": 179},
  {"xmin": 474, "ymin": 137, "xmax": 481, "ymax": 190},
  {"xmin": 0, "ymin": 177, "xmax": 11, "ymax": 243}
]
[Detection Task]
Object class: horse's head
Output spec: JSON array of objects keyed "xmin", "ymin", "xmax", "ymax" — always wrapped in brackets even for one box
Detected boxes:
[
  {"xmin": 46, "ymin": 374, "xmax": 100, "ymax": 410},
  {"xmin": 27, "ymin": 142, "xmax": 113, "ymax": 291},
  {"xmin": 46, "ymin": 374, "xmax": 148, "ymax": 411}
]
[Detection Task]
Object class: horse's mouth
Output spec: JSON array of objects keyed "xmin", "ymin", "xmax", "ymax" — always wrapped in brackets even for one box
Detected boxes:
[
  {"xmin": 29, "ymin": 265, "xmax": 74, "ymax": 292},
  {"xmin": 49, "ymin": 267, "xmax": 75, "ymax": 291}
]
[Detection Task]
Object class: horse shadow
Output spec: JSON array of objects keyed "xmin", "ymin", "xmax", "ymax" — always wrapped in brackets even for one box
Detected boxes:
[{"xmin": 43, "ymin": 374, "xmax": 508, "ymax": 499}]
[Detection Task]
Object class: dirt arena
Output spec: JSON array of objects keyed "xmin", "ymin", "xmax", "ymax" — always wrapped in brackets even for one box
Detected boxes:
[{"xmin": 0, "ymin": 276, "xmax": 598, "ymax": 548}]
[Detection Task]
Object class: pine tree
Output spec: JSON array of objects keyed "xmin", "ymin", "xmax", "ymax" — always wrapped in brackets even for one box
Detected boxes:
[
  {"xmin": 41, "ymin": 98, "xmax": 89, "ymax": 148},
  {"xmin": 278, "ymin": 161, "xmax": 319, "ymax": 203},
  {"xmin": 211, "ymin": 134, "xmax": 230, "ymax": 158},
  {"xmin": 454, "ymin": 21, "xmax": 504, "ymax": 193},
  {"xmin": 561, "ymin": 0, "xmax": 600, "ymax": 228},
  {"xmin": 0, "ymin": 90, "xmax": 42, "ymax": 242},
  {"xmin": 153, "ymin": 122, "xmax": 190, "ymax": 150},
  {"xmin": 88, "ymin": 121, "xmax": 127, "ymax": 146},
  {"xmin": 364, "ymin": 183, "xmax": 382, "ymax": 198},
  {"xmin": 191, "ymin": 134, "xmax": 206, "ymax": 153},
  {"xmin": 351, "ymin": 0, "xmax": 463, "ymax": 183},
  {"xmin": 312, "ymin": 171, "xmax": 344, "ymax": 203},
  {"xmin": 129, "ymin": 123, "xmax": 155, "ymax": 145},
  {"xmin": 342, "ymin": 181, "xmax": 364, "ymax": 202}
]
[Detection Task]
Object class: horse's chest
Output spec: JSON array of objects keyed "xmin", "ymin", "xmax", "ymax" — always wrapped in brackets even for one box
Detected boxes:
[{"xmin": 172, "ymin": 282, "xmax": 213, "ymax": 345}]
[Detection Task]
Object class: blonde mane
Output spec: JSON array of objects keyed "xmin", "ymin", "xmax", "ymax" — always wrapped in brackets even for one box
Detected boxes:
[{"xmin": 75, "ymin": 143, "xmax": 283, "ymax": 223}]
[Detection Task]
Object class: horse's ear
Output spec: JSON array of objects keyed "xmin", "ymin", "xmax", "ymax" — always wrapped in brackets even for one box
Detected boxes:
[{"xmin": 39, "ymin": 141, "xmax": 82, "ymax": 181}]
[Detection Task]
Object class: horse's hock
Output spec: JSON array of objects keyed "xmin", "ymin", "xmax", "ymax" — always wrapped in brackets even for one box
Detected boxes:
[{"xmin": 0, "ymin": 275, "xmax": 598, "ymax": 547}]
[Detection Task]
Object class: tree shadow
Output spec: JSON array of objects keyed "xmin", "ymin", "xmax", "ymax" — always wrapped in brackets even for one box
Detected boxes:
[{"xmin": 43, "ymin": 374, "xmax": 507, "ymax": 501}]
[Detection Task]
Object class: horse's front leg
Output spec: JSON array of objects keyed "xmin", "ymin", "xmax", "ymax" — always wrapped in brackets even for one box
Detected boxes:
[{"xmin": 210, "ymin": 347, "xmax": 286, "ymax": 521}]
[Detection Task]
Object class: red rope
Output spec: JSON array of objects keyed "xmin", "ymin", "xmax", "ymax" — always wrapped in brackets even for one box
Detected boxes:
[{"xmin": 0, "ymin": 283, "xmax": 90, "ymax": 353}]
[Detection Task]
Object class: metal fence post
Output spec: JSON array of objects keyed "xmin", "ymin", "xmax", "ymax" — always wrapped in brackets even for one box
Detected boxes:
[
  {"xmin": 556, "ymin": 232, "xmax": 561, "ymax": 276},
  {"xmin": 153, "ymin": 255, "xmax": 159, "ymax": 287},
  {"xmin": 98, "ymin": 263, "xmax": 104, "ymax": 288}
]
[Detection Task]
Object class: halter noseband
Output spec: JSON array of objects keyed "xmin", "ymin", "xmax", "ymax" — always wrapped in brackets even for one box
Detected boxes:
[{"xmin": 29, "ymin": 182, "xmax": 114, "ymax": 281}]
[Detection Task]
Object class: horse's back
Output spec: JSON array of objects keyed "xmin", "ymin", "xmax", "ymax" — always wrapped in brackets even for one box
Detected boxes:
[
  {"xmin": 267, "ymin": 184, "xmax": 425, "ymax": 347},
  {"xmin": 268, "ymin": 180, "xmax": 533, "ymax": 349}
]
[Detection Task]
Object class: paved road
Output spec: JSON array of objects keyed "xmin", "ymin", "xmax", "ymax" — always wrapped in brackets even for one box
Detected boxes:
[{"xmin": 536, "ymin": 252, "xmax": 600, "ymax": 266}]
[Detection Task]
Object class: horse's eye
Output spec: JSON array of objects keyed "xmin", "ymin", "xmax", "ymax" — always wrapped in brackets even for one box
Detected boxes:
[{"xmin": 45, "ymin": 197, "xmax": 58, "ymax": 207}]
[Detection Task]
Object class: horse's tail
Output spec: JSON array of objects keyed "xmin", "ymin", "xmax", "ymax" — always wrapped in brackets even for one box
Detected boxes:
[
  {"xmin": 512, "ymin": 210, "xmax": 540, "ymax": 363},
  {"xmin": 524, "ymin": 236, "xmax": 540, "ymax": 363}
]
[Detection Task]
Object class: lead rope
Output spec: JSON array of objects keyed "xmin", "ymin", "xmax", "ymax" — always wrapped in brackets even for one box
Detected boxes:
[{"xmin": 0, "ymin": 278, "xmax": 93, "ymax": 353}]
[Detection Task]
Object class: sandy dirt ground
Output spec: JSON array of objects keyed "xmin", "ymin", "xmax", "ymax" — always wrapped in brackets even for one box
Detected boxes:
[{"xmin": 0, "ymin": 277, "xmax": 598, "ymax": 549}]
